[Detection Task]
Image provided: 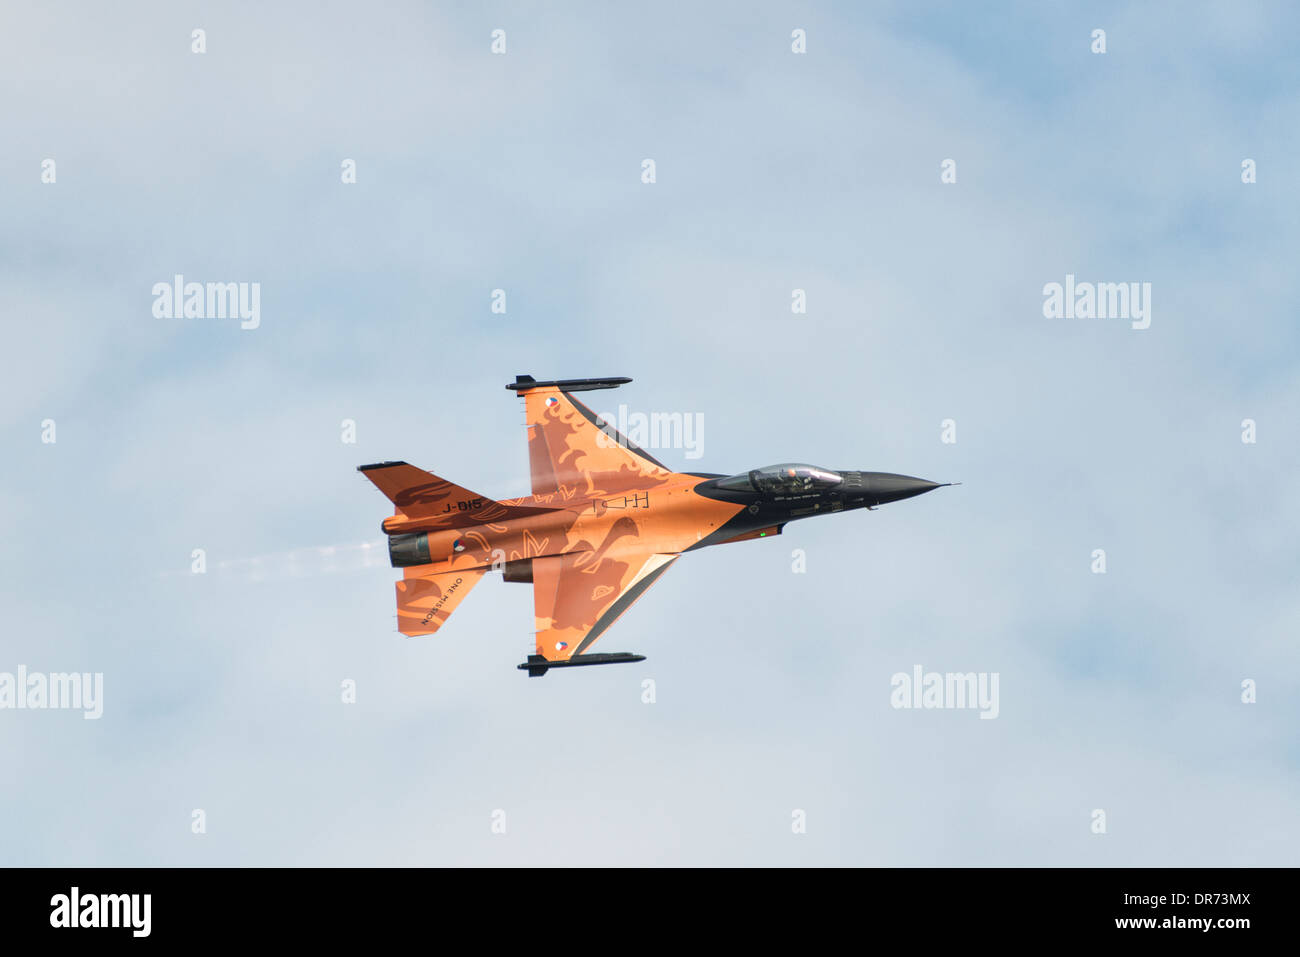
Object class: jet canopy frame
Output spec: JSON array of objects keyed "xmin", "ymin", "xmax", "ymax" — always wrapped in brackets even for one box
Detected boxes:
[{"xmin": 716, "ymin": 463, "xmax": 843, "ymax": 495}]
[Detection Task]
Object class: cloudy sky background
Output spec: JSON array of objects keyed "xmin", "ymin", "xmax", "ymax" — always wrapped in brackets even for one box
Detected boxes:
[{"xmin": 2, "ymin": 0, "xmax": 1297, "ymax": 865}]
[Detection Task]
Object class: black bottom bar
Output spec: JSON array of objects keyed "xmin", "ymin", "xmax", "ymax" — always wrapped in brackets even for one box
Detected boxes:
[{"xmin": 1, "ymin": 866, "xmax": 1281, "ymax": 943}]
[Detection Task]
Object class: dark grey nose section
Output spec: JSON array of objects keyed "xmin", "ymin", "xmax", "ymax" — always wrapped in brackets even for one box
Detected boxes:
[{"xmin": 841, "ymin": 472, "xmax": 951, "ymax": 506}]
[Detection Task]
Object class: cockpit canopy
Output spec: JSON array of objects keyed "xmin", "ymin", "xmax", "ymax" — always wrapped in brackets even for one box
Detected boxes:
[{"xmin": 717, "ymin": 463, "xmax": 843, "ymax": 494}]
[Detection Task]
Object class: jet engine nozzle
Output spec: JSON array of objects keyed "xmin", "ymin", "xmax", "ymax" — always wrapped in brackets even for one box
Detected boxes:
[{"xmin": 388, "ymin": 533, "xmax": 431, "ymax": 568}]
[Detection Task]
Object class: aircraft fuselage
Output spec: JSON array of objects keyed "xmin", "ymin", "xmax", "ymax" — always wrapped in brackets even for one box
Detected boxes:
[{"xmin": 386, "ymin": 468, "xmax": 946, "ymax": 578}]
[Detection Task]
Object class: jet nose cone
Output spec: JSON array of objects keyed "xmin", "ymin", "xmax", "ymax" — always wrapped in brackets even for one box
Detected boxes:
[{"xmin": 858, "ymin": 472, "xmax": 950, "ymax": 506}]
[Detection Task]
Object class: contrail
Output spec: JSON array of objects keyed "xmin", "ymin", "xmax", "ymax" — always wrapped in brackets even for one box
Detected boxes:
[{"xmin": 162, "ymin": 540, "xmax": 389, "ymax": 581}]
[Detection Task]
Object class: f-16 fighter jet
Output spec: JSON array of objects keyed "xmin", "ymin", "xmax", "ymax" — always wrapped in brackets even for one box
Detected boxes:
[{"xmin": 360, "ymin": 376, "xmax": 953, "ymax": 675}]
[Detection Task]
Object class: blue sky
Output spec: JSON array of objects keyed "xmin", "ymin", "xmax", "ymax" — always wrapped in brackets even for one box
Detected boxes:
[{"xmin": 1, "ymin": 1, "xmax": 1297, "ymax": 865}]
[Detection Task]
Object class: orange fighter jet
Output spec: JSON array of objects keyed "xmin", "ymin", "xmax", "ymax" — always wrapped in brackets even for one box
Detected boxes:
[{"xmin": 360, "ymin": 376, "xmax": 954, "ymax": 676}]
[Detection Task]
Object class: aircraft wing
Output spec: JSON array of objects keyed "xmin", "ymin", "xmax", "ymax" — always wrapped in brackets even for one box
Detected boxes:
[
  {"xmin": 511, "ymin": 377, "xmax": 675, "ymax": 499},
  {"xmin": 531, "ymin": 546, "xmax": 679, "ymax": 662}
]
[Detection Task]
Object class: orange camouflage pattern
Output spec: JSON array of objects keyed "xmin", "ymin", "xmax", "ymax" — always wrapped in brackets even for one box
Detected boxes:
[{"xmin": 362, "ymin": 383, "xmax": 746, "ymax": 661}]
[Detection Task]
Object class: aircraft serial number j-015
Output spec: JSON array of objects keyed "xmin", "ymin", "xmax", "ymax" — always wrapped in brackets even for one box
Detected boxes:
[{"xmin": 360, "ymin": 376, "xmax": 954, "ymax": 676}]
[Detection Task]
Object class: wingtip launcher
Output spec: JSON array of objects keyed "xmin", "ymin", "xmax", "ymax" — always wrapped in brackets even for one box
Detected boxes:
[
  {"xmin": 517, "ymin": 652, "xmax": 647, "ymax": 678},
  {"xmin": 506, "ymin": 374, "xmax": 632, "ymax": 393}
]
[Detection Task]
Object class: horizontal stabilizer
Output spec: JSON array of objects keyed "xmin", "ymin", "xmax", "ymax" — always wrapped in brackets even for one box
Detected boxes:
[
  {"xmin": 358, "ymin": 461, "xmax": 556, "ymax": 533},
  {"xmin": 396, "ymin": 567, "xmax": 487, "ymax": 636}
]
